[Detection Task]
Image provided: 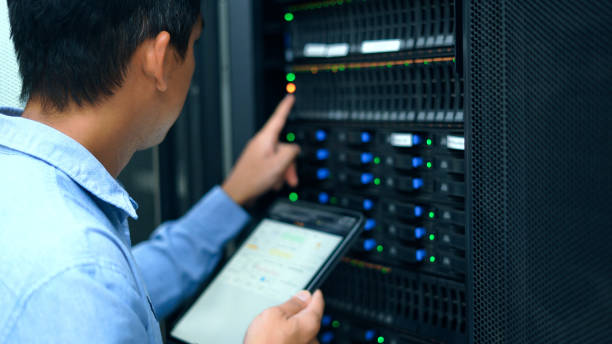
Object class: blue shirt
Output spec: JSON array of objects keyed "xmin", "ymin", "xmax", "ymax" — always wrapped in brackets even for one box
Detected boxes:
[{"xmin": 0, "ymin": 108, "xmax": 250, "ymax": 343}]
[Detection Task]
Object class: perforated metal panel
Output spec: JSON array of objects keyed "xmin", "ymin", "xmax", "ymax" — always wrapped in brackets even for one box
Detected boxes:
[{"xmin": 467, "ymin": 1, "xmax": 612, "ymax": 343}]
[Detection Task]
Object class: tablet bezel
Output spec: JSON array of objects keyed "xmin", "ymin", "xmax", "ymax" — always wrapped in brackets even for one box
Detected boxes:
[{"xmin": 167, "ymin": 199, "xmax": 364, "ymax": 344}]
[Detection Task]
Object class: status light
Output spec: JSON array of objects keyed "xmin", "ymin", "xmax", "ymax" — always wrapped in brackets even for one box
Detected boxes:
[
  {"xmin": 429, "ymin": 211, "xmax": 436, "ymax": 219},
  {"xmin": 414, "ymin": 227, "xmax": 426, "ymax": 239},
  {"xmin": 284, "ymin": 12, "xmax": 294, "ymax": 22},
  {"xmin": 426, "ymin": 161, "xmax": 433, "ymax": 169},
  {"xmin": 364, "ymin": 219, "xmax": 377, "ymax": 231},
  {"xmin": 376, "ymin": 245, "xmax": 384, "ymax": 252},
  {"xmin": 430, "ymin": 256, "xmax": 436, "ymax": 263},
  {"xmin": 426, "ymin": 138, "xmax": 433, "ymax": 146},
  {"xmin": 378, "ymin": 336, "xmax": 385, "ymax": 343},
  {"xmin": 332, "ymin": 320, "xmax": 341, "ymax": 328},
  {"xmin": 429, "ymin": 234, "xmax": 435, "ymax": 241},
  {"xmin": 286, "ymin": 72, "xmax": 296, "ymax": 82},
  {"xmin": 374, "ymin": 178, "xmax": 381, "ymax": 186},
  {"xmin": 286, "ymin": 132, "xmax": 296, "ymax": 142},
  {"xmin": 318, "ymin": 192, "xmax": 329, "ymax": 204},
  {"xmin": 363, "ymin": 239, "xmax": 377, "ymax": 251},
  {"xmin": 286, "ymin": 83, "xmax": 296, "ymax": 94},
  {"xmin": 374, "ymin": 157, "xmax": 381, "ymax": 164},
  {"xmin": 289, "ymin": 192, "xmax": 299, "ymax": 202}
]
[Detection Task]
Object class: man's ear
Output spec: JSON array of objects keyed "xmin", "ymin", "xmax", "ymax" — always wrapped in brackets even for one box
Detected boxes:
[{"xmin": 143, "ymin": 31, "xmax": 172, "ymax": 92}]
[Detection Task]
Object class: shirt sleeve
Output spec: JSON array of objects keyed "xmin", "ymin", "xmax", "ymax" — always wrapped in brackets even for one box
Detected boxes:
[
  {"xmin": 132, "ymin": 186, "xmax": 250, "ymax": 319},
  {"xmin": 5, "ymin": 263, "xmax": 155, "ymax": 343}
]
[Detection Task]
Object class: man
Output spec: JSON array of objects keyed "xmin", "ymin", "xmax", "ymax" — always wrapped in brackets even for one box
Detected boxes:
[{"xmin": 0, "ymin": 1, "xmax": 324, "ymax": 343}]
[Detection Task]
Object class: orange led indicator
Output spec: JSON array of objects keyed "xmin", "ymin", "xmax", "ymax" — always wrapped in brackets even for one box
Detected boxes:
[{"xmin": 286, "ymin": 83, "xmax": 296, "ymax": 93}]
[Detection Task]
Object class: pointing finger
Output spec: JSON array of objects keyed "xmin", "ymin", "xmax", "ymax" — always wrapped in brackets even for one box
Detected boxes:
[{"xmin": 262, "ymin": 95, "xmax": 295, "ymax": 137}]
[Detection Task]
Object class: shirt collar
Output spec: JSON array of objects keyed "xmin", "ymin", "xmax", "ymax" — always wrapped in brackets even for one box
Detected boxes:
[{"xmin": 0, "ymin": 108, "xmax": 138, "ymax": 219}]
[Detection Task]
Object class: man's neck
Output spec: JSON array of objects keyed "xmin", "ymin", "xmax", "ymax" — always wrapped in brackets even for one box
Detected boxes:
[{"xmin": 22, "ymin": 98, "xmax": 139, "ymax": 178}]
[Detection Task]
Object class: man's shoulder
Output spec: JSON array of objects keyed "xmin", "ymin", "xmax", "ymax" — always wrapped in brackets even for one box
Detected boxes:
[
  {"xmin": 0, "ymin": 149, "xmax": 134, "ymax": 307},
  {"xmin": 0, "ymin": 145, "xmax": 115, "ymax": 236}
]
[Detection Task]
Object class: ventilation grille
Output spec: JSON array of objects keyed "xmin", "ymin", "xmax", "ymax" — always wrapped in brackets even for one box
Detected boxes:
[
  {"xmin": 468, "ymin": 1, "xmax": 612, "ymax": 343},
  {"xmin": 323, "ymin": 260, "xmax": 466, "ymax": 339},
  {"xmin": 291, "ymin": 61, "xmax": 463, "ymax": 122}
]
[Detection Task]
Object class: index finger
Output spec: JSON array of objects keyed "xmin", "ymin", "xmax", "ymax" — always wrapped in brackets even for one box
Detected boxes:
[{"xmin": 262, "ymin": 95, "xmax": 295, "ymax": 136}]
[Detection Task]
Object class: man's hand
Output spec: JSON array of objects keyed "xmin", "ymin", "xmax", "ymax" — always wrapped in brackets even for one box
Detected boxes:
[
  {"xmin": 244, "ymin": 290, "xmax": 325, "ymax": 344},
  {"xmin": 222, "ymin": 95, "xmax": 300, "ymax": 205}
]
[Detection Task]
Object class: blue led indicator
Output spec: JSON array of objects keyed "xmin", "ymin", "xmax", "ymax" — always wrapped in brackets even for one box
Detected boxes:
[
  {"xmin": 363, "ymin": 239, "xmax": 377, "ymax": 251},
  {"xmin": 414, "ymin": 206, "xmax": 423, "ymax": 217},
  {"xmin": 361, "ymin": 152, "xmax": 374, "ymax": 164},
  {"xmin": 322, "ymin": 315, "xmax": 332, "ymax": 326},
  {"xmin": 412, "ymin": 157, "xmax": 423, "ymax": 168},
  {"xmin": 412, "ymin": 134, "xmax": 422, "ymax": 145},
  {"xmin": 414, "ymin": 227, "xmax": 426, "ymax": 239},
  {"xmin": 364, "ymin": 219, "xmax": 377, "ymax": 231},
  {"xmin": 318, "ymin": 192, "xmax": 329, "ymax": 204},
  {"xmin": 316, "ymin": 149, "xmax": 330, "ymax": 160},
  {"xmin": 321, "ymin": 331, "xmax": 335, "ymax": 344},
  {"xmin": 365, "ymin": 330, "xmax": 376, "ymax": 341},
  {"xmin": 412, "ymin": 178, "xmax": 424, "ymax": 190},
  {"xmin": 363, "ymin": 199, "xmax": 374, "ymax": 211},
  {"xmin": 316, "ymin": 130, "xmax": 327, "ymax": 142},
  {"xmin": 416, "ymin": 249, "xmax": 427, "ymax": 262},
  {"xmin": 317, "ymin": 168, "xmax": 330, "ymax": 180},
  {"xmin": 361, "ymin": 173, "xmax": 374, "ymax": 184},
  {"xmin": 361, "ymin": 132, "xmax": 372, "ymax": 143}
]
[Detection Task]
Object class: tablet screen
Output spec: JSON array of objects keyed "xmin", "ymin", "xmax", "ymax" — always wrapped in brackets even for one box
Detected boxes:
[{"xmin": 170, "ymin": 217, "xmax": 346, "ymax": 344}]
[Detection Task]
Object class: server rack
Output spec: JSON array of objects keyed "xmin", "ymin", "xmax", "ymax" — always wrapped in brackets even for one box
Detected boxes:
[{"xmin": 163, "ymin": 1, "xmax": 612, "ymax": 343}]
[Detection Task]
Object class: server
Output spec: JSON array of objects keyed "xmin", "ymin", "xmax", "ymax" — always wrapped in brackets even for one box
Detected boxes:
[
  {"xmin": 277, "ymin": 1, "xmax": 466, "ymax": 343},
  {"xmin": 164, "ymin": 1, "xmax": 612, "ymax": 343}
]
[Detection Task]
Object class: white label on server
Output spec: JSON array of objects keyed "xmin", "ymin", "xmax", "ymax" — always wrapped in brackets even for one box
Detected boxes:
[
  {"xmin": 446, "ymin": 135, "xmax": 465, "ymax": 150},
  {"xmin": 303, "ymin": 43, "xmax": 327, "ymax": 57},
  {"xmin": 389, "ymin": 133, "xmax": 414, "ymax": 147},
  {"xmin": 360, "ymin": 39, "xmax": 401, "ymax": 54},
  {"xmin": 326, "ymin": 43, "xmax": 349, "ymax": 57}
]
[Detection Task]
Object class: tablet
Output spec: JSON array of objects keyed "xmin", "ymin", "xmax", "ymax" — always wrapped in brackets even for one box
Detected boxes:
[{"xmin": 169, "ymin": 200, "xmax": 363, "ymax": 344}]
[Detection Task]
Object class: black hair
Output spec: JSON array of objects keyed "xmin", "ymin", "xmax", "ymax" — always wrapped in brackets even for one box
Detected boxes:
[{"xmin": 7, "ymin": 0, "xmax": 201, "ymax": 111}]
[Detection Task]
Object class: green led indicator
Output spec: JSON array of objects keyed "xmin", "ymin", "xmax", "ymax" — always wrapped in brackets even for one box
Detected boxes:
[
  {"xmin": 286, "ymin": 132, "xmax": 296, "ymax": 142},
  {"xmin": 428, "ymin": 211, "xmax": 435, "ymax": 219},
  {"xmin": 377, "ymin": 336, "xmax": 385, "ymax": 344},
  {"xmin": 430, "ymin": 256, "xmax": 436, "ymax": 263},
  {"xmin": 289, "ymin": 192, "xmax": 299, "ymax": 202},
  {"xmin": 386, "ymin": 63, "xmax": 392, "ymax": 68},
  {"xmin": 376, "ymin": 245, "xmax": 384, "ymax": 252},
  {"xmin": 381, "ymin": 268, "xmax": 390, "ymax": 274},
  {"xmin": 374, "ymin": 157, "xmax": 381, "ymax": 164},
  {"xmin": 426, "ymin": 161, "xmax": 433, "ymax": 169},
  {"xmin": 286, "ymin": 73, "xmax": 296, "ymax": 82},
  {"xmin": 426, "ymin": 138, "xmax": 433, "ymax": 146},
  {"xmin": 284, "ymin": 12, "xmax": 294, "ymax": 22},
  {"xmin": 424, "ymin": 61, "xmax": 429, "ymax": 65},
  {"xmin": 429, "ymin": 234, "xmax": 435, "ymax": 241},
  {"xmin": 330, "ymin": 197, "xmax": 338, "ymax": 205},
  {"xmin": 332, "ymin": 320, "xmax": 341, "ymax": 328},
  {"xmin": 374, "ymin": 178, "xmax": 381, "ymax": 186}
]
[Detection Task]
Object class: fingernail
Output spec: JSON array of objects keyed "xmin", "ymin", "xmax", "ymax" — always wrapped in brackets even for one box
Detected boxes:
[{"xmin": 295, "ymin": 290, "xmax": 311, "ymax": 302}]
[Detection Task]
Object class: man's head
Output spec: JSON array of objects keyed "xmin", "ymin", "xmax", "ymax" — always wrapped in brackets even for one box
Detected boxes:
[{"xmin": 8, "ymin": 0, "xmax": 202, "ymax": 148}]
